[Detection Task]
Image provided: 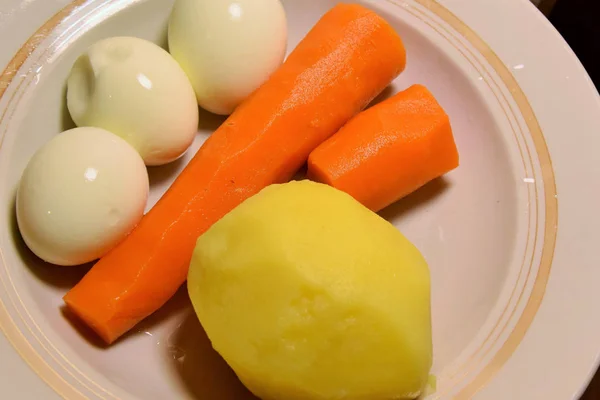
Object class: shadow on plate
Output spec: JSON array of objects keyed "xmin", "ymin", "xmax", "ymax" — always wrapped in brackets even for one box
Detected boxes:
[
  {"xmin": 198, "ymin": 106, "xmax": 228, "ymax": 132},
  {"xmin": 292, "ymin": 163, "xmax": 307, "ymax": 181},
  {"xmin": 147, "ymin": 107, "xmax": 227, "ymax": 186},
  {"xmin": 147, "ymin": 156, "xmax": 186, "ymax": 187},
  {"xmin": 169, "ymin": 310, "xmax": 258, "ymax": 400},
  {"xmin": 128, "ymin": 286, "xmax": 191, "ymax": 340},
  {"xmin": 379, "ymin": 177, "xmax": 451, "ymax": 221},
  {"xmin": 157, "ymin": 23, "xmax": 169, "ymax": 51},
  {"xmin": 61, "ymin": 84, "xmax": 76, "ymax": 132}
]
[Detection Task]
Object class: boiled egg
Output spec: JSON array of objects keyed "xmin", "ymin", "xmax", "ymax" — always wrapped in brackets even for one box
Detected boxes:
[
  {"xmin": 16, "ymin": 127, "xmax": 149, "ymax": 266},
  {"xmin": 168, "ymin": 0, "xmax": 287, "ymax": 115},
  {"xmin": 67, "ymin": 36, "xmax": 199, "ymax": 166}
]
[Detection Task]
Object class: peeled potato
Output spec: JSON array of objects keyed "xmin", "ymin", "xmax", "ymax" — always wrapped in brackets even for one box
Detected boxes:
[{"xmin": 188, "ymin": 180, "xmax": 432, "ymax": 400}]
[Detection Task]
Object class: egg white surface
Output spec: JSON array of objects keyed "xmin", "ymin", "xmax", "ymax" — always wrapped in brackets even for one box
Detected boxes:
[
  {"xmin": 168, "ymin": 0, "xmax": 287, "ymax": 115},
  {"xmin": 67, "ymin": 36, "xmax": 199, "ymax": 166},
  {"xmin": 17, "ymin": 127, "xmax": 149, "ymax": 266}
]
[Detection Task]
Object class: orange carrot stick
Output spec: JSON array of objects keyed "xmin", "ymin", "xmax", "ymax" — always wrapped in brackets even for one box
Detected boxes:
[
  {"xmin": 63, "ymin": 3, "xmax": 406, "ymax": 344},
  {"xmin": 307, "ymin": 84, "xmax": 459, "ymax": 212}
]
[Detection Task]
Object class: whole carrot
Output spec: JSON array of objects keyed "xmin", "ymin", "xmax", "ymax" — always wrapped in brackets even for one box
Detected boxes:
[
  {"xmin": 308, "ymin": 84, "xmax": 459, "ymax": 212},
  {"xmin": 63, "ymin": 3, "xmax": 406, "ymax": 344}
]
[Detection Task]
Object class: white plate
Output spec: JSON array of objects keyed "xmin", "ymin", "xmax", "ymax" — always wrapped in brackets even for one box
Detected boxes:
[{"xmin": 0, "ymin": 0, "xmax": 599, "ymax": 399}]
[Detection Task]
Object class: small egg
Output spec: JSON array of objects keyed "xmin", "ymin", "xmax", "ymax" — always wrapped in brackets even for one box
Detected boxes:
[
  {"xmin": 16, "ymin": 127, "xmax": 149, "ymax": 266},
  {"xmin": 67, "ymin": 36, "xmax": 199, "ymax": 166},
  {"xmin": 168, "ymin": 0, "xmax": 287, "ymax": 115}
]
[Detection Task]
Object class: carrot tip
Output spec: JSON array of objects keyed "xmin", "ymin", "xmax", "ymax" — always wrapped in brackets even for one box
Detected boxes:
[{"xmin": 63, "ymin": 295, "xmax": 116, "ymax": 344}]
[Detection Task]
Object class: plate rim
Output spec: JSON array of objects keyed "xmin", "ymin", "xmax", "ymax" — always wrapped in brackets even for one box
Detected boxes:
[{"xmin": 2, "ymin": 0, "xmax": 598, "ymax": 399}]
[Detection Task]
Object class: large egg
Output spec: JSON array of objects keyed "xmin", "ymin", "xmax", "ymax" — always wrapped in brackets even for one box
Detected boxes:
[
  {"xmin": 168, "ymin": 0, "xmax": 287, "ymax": 115},
  {"xmin": 16, "ymin": 127, "xmax": 149, "ymax": 266},
  {"xmin": 67, "ymin": 37, "xmax": 199, "ymax": 166}
]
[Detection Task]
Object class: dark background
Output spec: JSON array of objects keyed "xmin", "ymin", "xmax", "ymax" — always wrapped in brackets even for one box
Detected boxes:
[
  {"xmin": 538, "ymin": 0, "xmax": 599, "ymax": 398},
  {"xmin": 547, "ymin": 0, "xmax": 600, "ymax": 90}
]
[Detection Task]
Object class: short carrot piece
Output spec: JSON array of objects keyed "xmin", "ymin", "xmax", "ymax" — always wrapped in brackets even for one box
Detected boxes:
[
  {"xmin": 63, "ymin": 3, "xmax": 407, "ymax": 344},
  {"xmin": 307, "ymin": 84, "xmax": 459, "ymax": 212}
]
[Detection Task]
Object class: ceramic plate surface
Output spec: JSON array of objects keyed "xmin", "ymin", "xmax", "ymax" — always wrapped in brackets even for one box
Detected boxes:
[{"xmin": 0, "ymin": 0, "xmax": 599, "ymax": 399}]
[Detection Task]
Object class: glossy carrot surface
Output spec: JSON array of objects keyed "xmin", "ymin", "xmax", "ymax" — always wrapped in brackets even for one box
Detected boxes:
[
  {"xmin": 63, "ymin": 3, "xmax": 407, "ymax": 344},
  {"xmin": 308, "ymin": 84, "xmax": 459, "ymax": 212}
]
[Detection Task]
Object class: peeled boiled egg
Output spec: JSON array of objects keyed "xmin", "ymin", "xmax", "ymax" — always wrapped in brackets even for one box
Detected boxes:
[
  {"xmin": 16, "ymin": 127, "xmax": 149, "ymax": 266},
  {"xmin": 168, "ymin": 0, "xmax": 287, "ymax": 115},
  {"xmin": 67, "ymin": 36, "xmax": 199, "ymax": 166}
]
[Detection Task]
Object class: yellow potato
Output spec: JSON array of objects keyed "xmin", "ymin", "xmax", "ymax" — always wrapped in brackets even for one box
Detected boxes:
[{"xmin": 188, "ymin": 180, "xmax": 432, "ymax": 400}]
